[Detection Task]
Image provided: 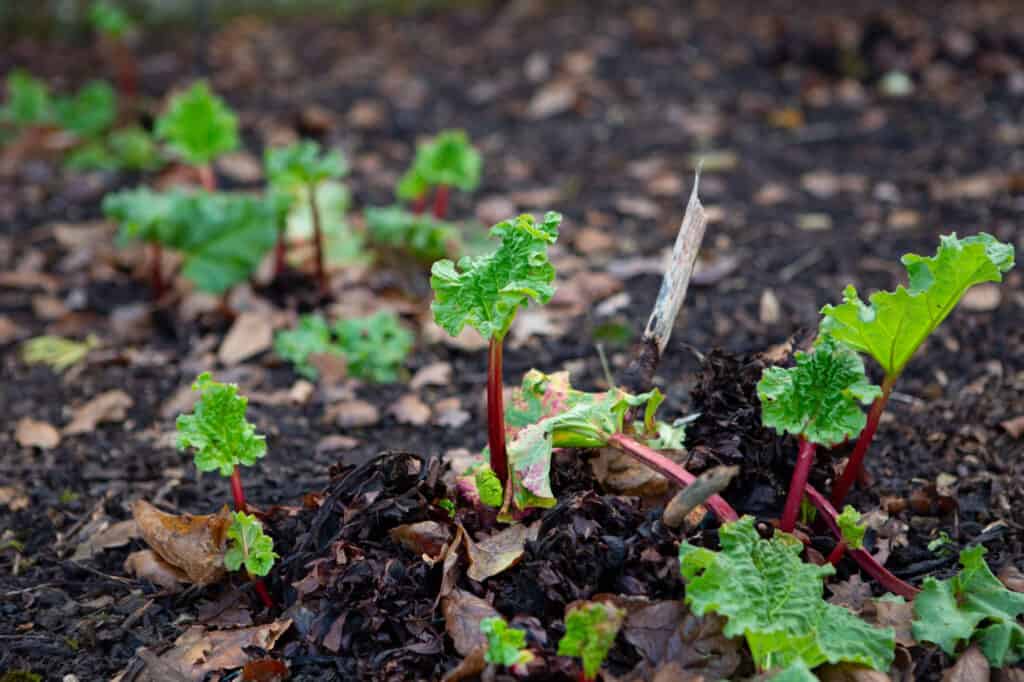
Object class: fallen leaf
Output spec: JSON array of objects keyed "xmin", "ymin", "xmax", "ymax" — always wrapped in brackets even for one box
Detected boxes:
[
  {"xmin": 15, "ymin": 417, "xmax": 60, "ymax": 449},
  {"xmin": 442, "ymin": 588, "xmax": 500, "ymax": 656},
  {"xmin": 73, "ymin": 519, "xmax": 140, "ymax": 561},
  {"xmin": 574, "ymin": 227, "xmax": 615, "ymax": 255},
  {"xmin": 437, "ymin": 525, "xmax": 465, "ymax": 604},
  {"xmin": 219, "ymin": 312, "xmax": 274, "ymax": 366},
  {"xmin": 466, "ymin": 522, "xmax": 539, "ymax": 582},
  {"xmin": 434, "ymin": 398, "xmax": 471, "ymax": 429},
  {"xmin": 157, "ymin": 620, "xmax": 292, "ymax": 681},
  {"xmin": 1001, "ymin": 416, "xmax": 1024, "ymax": 439},
  {"xmin": 828, "ymin": 575, "xmax": 873, "ymax": 612},
  {"xmin": 527, "ymin": 79, "xmax": 577, "ymax": 119},
  {"xmin": 759, "ymin": 289, "xmax": 781, "ymax": 324},
  {"xmin": 390, "ymin": 393, "xmax": 431, "ymax": 426},
  {"xmin": 615, "ymin": 195, "xmax": 661, "ymax": 219},
  {"xmin": 315, "ymin": 434, "xmax": 360, "ymax": 455},
  {"xmin": 131, "ymin": 500, "xmax": 229, "ymax": 585},
  {"xmin": 241, "ymin": 659, "xmax": 288, "ymax": 682},
  {"xmin": 621, "ymin": 600, "xmax": 741, "ymax": 680},
  {"xmin": 124, "ymin": 549, "xmax": 189, "ymax": 591},
  {"xmin": 591, "ymin": 447, "xmax": 671, "ymax": 498},
  {"xmin": 0, "ymin": 487, "xmax": 30, "ymax": 511},
  {"xmin": 410, "ymin": 362, "xmax": 452, "ymax": 390},
  {"xmin": 307, "ymin": 352, "xmax": 348, "ymax": 385},
  {"xmin": 941, "ymin": 645, "xmax": 989, "ymax": 682},
  {"xmin": 324, "ymin": 399, "xmax": 380, "ymax": 428},
  {"xmin": 64, "ymin": 389, "xmax": 133, "ymax": 435},
  {"xmin": 216, "ymin": 151, "xmax": 263, "ymax": 183},
  {"xmin": 441, "ymin": 647, "xmax": 486, "ymax": 682},
  {"xmin": 32, "ymin": 294, "xmax": 68, "ymax": 320},
  {"xmin": 819, "ymin": 663, "xmax": 892, "ymax": 681},
  {"xmin": 867, "ymin": 597, "xmax": 916, "ymax": 648},
  {"xmin": 999, "ymin": 564, "xmax": 1024, "ymax": 593},
  {"xmin": 0, "ymin": 270, "xmax": 59, "ymax": 292},
  {"xmin": 0, "ymin": 315, "xmax": 22, "ymax": 343},
  {"xmin": 390, "ymin": 521, "xmax": 451, "ymax": 558}
]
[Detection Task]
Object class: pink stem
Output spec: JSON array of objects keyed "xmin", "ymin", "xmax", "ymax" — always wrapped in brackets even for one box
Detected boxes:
[
  {"xmin": 309, "ymin": 182, "xmax": 327, "ymax": 294},
  {"xmin": 432, "ymin": 185, "xmax": 450, "ymax": 219},
  {"xmin": 412, "ymin": 194, "xmax": 427, "ymax": 215},
  {"xmin": 230, "ymin": 466, "xmax": 246, "ymax": 511},
  {"xmin": 149, "ymin": 242, "xmax": 164, "ymax": 299},
  {"xmin": 605, "ymin": 432, "xmax": 739, "ymax": 522},
  {"xmin": 803, "ymin": 484, "xmax": 918, "ymax": 599},
  {"xmin": 781, "ymin": 437, "xmax": 816, "ymax": 533},
  {"xmin": 254, "ymin": 578, "xmax": 274, "ymax": 609},
  {"xmin": 827, "ymin": 540, "xmax": 847, "ymax": 566},
  {"xmin": 273, "ymin": 227, "xmax": 287, "ymax": 278},
  {"xmin": 831, "ymin": 376, "xmax": 895, "ymax": 506},
  {"xmin": 487, "ymin": 338, "xmax": 508, "ymax": 487},
  {"xmin": 197, "ymin": 163, "xmax": 216, "ymax": 191}
]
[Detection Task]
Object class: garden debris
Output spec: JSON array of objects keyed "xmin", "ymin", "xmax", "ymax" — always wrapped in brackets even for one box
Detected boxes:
[
  {"xmin": 0, "ymin": 487, "xmax": 30, "ymax": 511},
  {"xmin": 218, "ymin": 311, "xmax": 274, "ymax": 365},
  {"xmin": 131, "ymin": 500, "xmax": 230, "ymax": 585},
  {"xmin": 21, "ymin": 334, "xmax": 98, "ymax": 372},
  {"xmin": 15, "ymin": 417, "xmax": 61, "ymax": 449},
  {"xmin": 63, "ymin": 389, "xmax": 133, "ymax": 434},
  {"xmin": 818, "ymin": 663, "xmax": 892, "ymax": 681},
  {"xmin": 72, "ymin": 518, "xmax": 139, "ymax": 561},
  {"xmin": 442, "ymin": 588, "xmax": 501, "ymax": 656},
  {"xmin": 940, "ymin": 645, "xmax": 989, "ymax": 682},
  {"xmin": 828, "ymin": 575, "xmax": 873, "ymax": 612},
  {"xmin": 434, "ymin": 398, "xmax": 471, "ymax": 429},
  {"xmin": 592, "ymin": 447, "xmax": 673, "ymax": 498},
  {"xmin": 526, "ymin": 79, "xmax": 577, "ymax": 119},
  {"xmin": 865, "ymin": 597, "xmax": 916, "ymax": 648},
  {"xmin": 390, "ymin": 393, "xmax": 431, "ymax": 426},
  {"xmin": 323, "ymin": 399, "xmax": 379, "ymax": 428},
  {"xmin": 241, "ymin": 659, "xmax": 288, "ymax": 682},
  {"xmin": 315, "ymin": 434, "xmax": 360, "ymax": 455},
  {"xmin": 149, "ymin": 619, "xmax": 292, "ymax": 681},
  {"xmin": 389, "ymin": 520, "xmax": 451, "ymax": 558},
  {"xmin": 124, "ymin": 549, "xmax": 188, "ymax": 591},
  {"xmin": 1000, "ymin": 416, "xmax": 1024, "ymax": 439},
  {"xmin": 662, "ymin": 465, "xmax": 739, "ymax": 529},
  {"xmin": 961, "ymin": 283, "xmax": 1002, "ymax": 312},
  {"xmin": 465, "ymin": 521, "xmax": 540, "ymax": 582},
  {"xmin": 410, "ymin": 361, "xmax": 452, "ymax": 390}
]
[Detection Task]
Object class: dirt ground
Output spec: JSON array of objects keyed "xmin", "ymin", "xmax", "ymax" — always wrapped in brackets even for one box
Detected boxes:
[{"xmin": 1, "ymin": 0, "xmax": 1023, "ymax": 680}]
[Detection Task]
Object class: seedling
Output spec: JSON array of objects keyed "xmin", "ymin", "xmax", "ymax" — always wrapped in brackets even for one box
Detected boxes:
[
  {"xmin": 21, "ymin": 335, "xmax": 99, "ymax": 373},
  {"xmin": 679, "ymin": 516, "xmax": 895, "ymax": 672},
  {"xmin": 827, "ymin": 505, "xmax": 866, "ymax": 566},
  {"xmin": 756, "ymin": 335, "xmax": 881, "ymax": 532},
  {"xmin": 274, "ymin": 311, "xmax": 412, "ymax": 382},
  {"xmin": 822, "ymin": 233, "xmax": 1014, "ymax": 505},
  {"xmin": 55, "ymin": 80, "xmax": 117, "ymax": 140},
  {"xmin": 265, "ymin": 140, "xmax": 347, "ymax": 290},
  {"xmin": 557, "ymin": 601, "xmax": 625, "ymax": 682},
  {"xmin": 431, "ymin": 212, "xmax": 560, "ymax": 490},
  {"xmin": 155, "ymin": 82, "xmax": 239, "ymax": 190},
  {"xmin": 225, "ymin": 512, "xmax": 278, "ymax": 577},
  {"xmin": 912, "ymin": 545, "xmax": 1024, "ymax": 666},
  {"xmin": 0, "ymin": 70, "xmax": 53, "ymax": 131},
  {"xmin": 88, "ymin": 1, "xmax": 138, "ymax": 100},
  {"xmin": 480, "ymin": 616, "xmax": 534, "ymax": 671},
  {"xmin": 365, "ymin": 205, "xmax": 461, "ymax": 263},
  {"xmin": 398, "ymin": 130, "xmax": 481, "ymax": 218}
]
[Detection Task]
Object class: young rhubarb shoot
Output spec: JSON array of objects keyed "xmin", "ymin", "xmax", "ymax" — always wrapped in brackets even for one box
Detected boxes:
[
  {"xmin": 225, "ymin": 511, "xmax": 278, "ymax": 577},
  {"xmin": 557, "ymin": 601, "xmax": 625, "ymax": 682},
  {"xmin": 365, "ymin": 205, "xmax": 461, "ymax": 263},
  {"xmin": 912, "ymin": 545, "xmax": 1024, "ymax": 666},
  {"xmin": 176, "ymin": 372, "xmax": 267, "ymax": 512},
  {"xmin": 757, "ymin": 335, "xmax": 881, "ymax": 532},
  {"xmin": 480, "ymin": 616, "xmax": 534, "ymax": 670},
  {"xmin": 679, "ymin": 516, "xmax": 895, "ymax": 672},
  {"xmin": 155, "ymin": 82, "xmax": 239, "ymax": 190},
  {"xmin": 265, "ymin": 140, "xmax": 347, "ymax": 291},
  {"xmin": 822, "ymin": 233, "xmax": 1015, "ymax": 505},
  {"xmin": 828, "ymin": 505, "xmax": 866, "ymax": 566},
  {"xmin": 89, "ymin": 1, "xmax": 138, "ymax": 100},
  {"xmin": 0, "ymin": 70, "xmax": 53, "ymax": 132},
  {"xmin": 431, "ymin": 212, "xmax": 560, "ymax": 490},
  {"xmin": 398, "ymin": 130, "xmax": 481, "ymax": 219}
]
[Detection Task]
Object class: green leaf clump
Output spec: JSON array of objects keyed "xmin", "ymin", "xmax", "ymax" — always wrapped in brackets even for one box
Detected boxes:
[
  {"xmin": 431, "ymin": 212, "xmax": 560, "ymax": 341},
  {"xmin": 89, "ymin": 1, "xmax": 135, "ymax": 39},
  {"xmin": 757, "ymin": 335, "xmax": 881, "ymax": 447},
  {"xmin": 557, "ymin": 601, "xmax": 625, "ymax": 680},
  {"xmin": 397, "ymin": 129, "xmax": 481, "ymax": 199},
  {"xmin": 155, "ymin": 82, "xmax": 239, "ymax": 166},
  {"xmin": 273, "ymin": 311, "xmax": 412, "ymax": 383},
  {"xmin": 912, "ymin": 545, "xmax": 1024, "ymax": 666},
  {"xmin": 224, "ymin": 511, "xmax": 278, "ymax": 577},
  {"xmin": 836, "ymin": 506, "xmax": 866, "ymax": 550},
  {"xmin": 265, "ymin": 140, "xmax": 347, "ymax": 190},
  {"xmin": 365, "ymin": 205, "xmax": 460, "ymax": 262},
  {"xmin": 176, "ymin": 372, "xmax": 267, "ymax": 477},
  {"xmin": 21, "ymin": 334, "xmax": 98, "ymax": 372},
  {"xmin": 679, "ymin": 516, "xmax": 895, "ymax": 671},
  {"xmin": 481, "ymin": 616, "xmax": 533, "ymax": 668},
  {"xmin": 474, "ymin": 466, "xmax": 503, "ymax": 508},
  {"xmin": 1, "ymin": 69, "xmax": 53, "ymax": 127},
  {"xmin": 821, "ymin": 233, "xmax": 1015, "ymax": 378},
  {"xmin": 55, "ymin": 80, "xmax": 117, "ymax": 139}
]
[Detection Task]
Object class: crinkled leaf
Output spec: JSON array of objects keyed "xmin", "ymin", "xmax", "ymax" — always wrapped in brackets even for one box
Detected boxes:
[
  {"xmin": 333, "ymin": 311, "xmax": 412, "ymax": 383},
  {"xmin": 273, "ymin": 314, "xmax": 335, "ymax": 379},
  {"xmin": 176, "ymin": 372, "xmax": 267, "ymax": 477},
  {"xmin": 55, "ymin": 80, "xmax": 116, "ymax": 138},
  {"xmin": 679, "ymin": 516, "xmax": 895, "ymax": 671},
  {"xmin": 398, "ymin": 129, "xmax": 481, "ymax": 198},
  {"xmin": 558, "ymin": 601, "xmax": 625, "ymax": 679},
  {"xmin": 757, "ymin": 335, "xmax": 881, "ymax": 447},
  {"xmin": 837, "ymin": 506, "xmax": 866, "ymax": 550},
  {"xmin": 365, "ymin": 205, "xmax": 460, "ymax": 262},
  {"xmin": 224, "ymin": 512, "xmax": 278, "ymax": 576},
  {"xmin": 431, "ymin": 212, "xmax": 560, "ymax": 341},
  {"xmin": 103, "ymin": 187, "xmax": 183, "ymax": 244},
  {"xmin": 480, "ymin": 617, "xmax": 532, "ymax": 667},
  {"xmin": 769, "ymin": 661, "xmax": 818, "ymax": 681},
  {"xmin": 821, "ymin": 233, "xmax": 1015, "ymax": 377},
  {"xmin": 912, "ymin": 545, "xmax": 1024, "ymax": 666},
  {"xmin": 155, "ymin": 82, "xmax": 239, "ymax": 165},
  {"xmin": 646, "ymin": 418, "xmax": 688, "ymax": 450},
  {"xmin": 1, "ymin": 69, "xmax": 52, "ymax": 126},
  {"xmin": 475, "ymin": 466, "xmax": 503, "ymax": 508},
  {"xmin": 265, "ymin": 140, "xmax": 346, "ymax": 189}
]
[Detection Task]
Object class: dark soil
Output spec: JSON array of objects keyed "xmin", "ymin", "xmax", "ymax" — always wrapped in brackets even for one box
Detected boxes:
[{"xmin": 2, "ymin": 0, "xmax": 1023, "ymax": 680}]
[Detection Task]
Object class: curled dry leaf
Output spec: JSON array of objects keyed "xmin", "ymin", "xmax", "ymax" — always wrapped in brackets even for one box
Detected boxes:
[
  {"xmin": 156, "ymin": 620, "xmax": 292, "ymax": 682},
  {"xmin": 390, "ymin": 521, "xmax": 451, "ymax": 559},
  {"xmin": 828, "ymin": 575, "xmax": 874, "ymax": 613},
  {"xmin": 440, "ymin": 647, "xmax": 487, "ymax": 682},
  {"xmin": 218, "ymin": 311, "xmax": 274, "ymax": 366},
  {"xmin": 131, "ymin": 499, "xmax": 230, "ymax": 585},
  {"xmin": 73, "ymin": 519, "xmax": 140, "ymax": 561},
  {"xmin": 942, "ymin": 645, "xmax": 989, "ymax": 682},
  {"xmin": 64, "ymin": 389, "xmax": 133, "ymax": 435},
  {"xmin": 465, "ymin": 522, "xmax": 540, "ymax": 582},
  {"xmin": 124, "ymin": 549, "xmax": 189, "ymax": 591},
  {"xmin": 866, "ymin": 597, "xmax": 916, "ymax": 648},
  {"xmin": 442, "ymin": 588, "xmax": 500, "ymax": 656},
  {"xmin": 15, "ymin": 417, "xmax": 61, "ymax": 449}
]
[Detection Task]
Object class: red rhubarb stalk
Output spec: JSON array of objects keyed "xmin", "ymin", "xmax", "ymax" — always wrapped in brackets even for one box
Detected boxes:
[
  {"xmin": 432, "ymin": 184, "xmax": 450, "ymax": 219},
  {"xmin": 780, "ymin": 437, "xmax": 816, "ymax": 533},
  {"xmin": 831, "ymin": 375, "xmax": 895, "ymax": 506},
  {"xmin": 803, "ymin": 484, "xmax": 918, "ymax": 599},
  {"xmin": 149, "ymin": 242, "xmax": 164, "ymax": 298},
  {"xmin": 487, "ymin": 338, "xmax": 508, "ymax": 486},
  {"xmin": 197, "ymin": 163, "xmax": 216, "ymax": 191},
  {"xmin": 827, "ymin": 540, "xmax": 847, "ymax": 566},
  {"xmin": 230, "ymin": 466, "xmax": 246, "ymax": 511},
  {"xmin": 273, "ymin": 227, "xmax": 287, "ymax": 278},
  {"xmin": 412, "ymin": 193, "xmax": 427, "ymax": 215},
  {"xmin": 606, "ymin": 432, "xmax": 739, "ymax": 522},
  {"xmin": 308, "ymin": 182, "xmax": 327, "ymax": 294}
]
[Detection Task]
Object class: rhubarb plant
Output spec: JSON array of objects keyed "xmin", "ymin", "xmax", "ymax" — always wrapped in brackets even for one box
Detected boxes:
[
  {"xmin": 431, "ymin": 212, "xmax": 560, "ymax": 491},
  {"xmin": 155, "ymin": 82, "xmax": 238, "ymax": 189},
  {"xmin": 0, "ymin": 70, "xmax": 53, "ymax": 131},
  {"xmin": 398, "ymin": 130, "xmax": 481, "ymax": 218},
  {"xmin": 821, "ymin": 233, "xmax": 1015, "ymax": 505},
  {"xmin": 225, "ymin": 512, "xmax": 278, "ymax": 577},
  {"xmin": 557, "ymin": 601, "xmax": 625, "ymax": 682},
  {"xmin": 265, "ymin": 140, "xmax": 347, "ymax": 290},
  {"xmin": 365, "ymin": 205, "xmax": 461, "ymax": 263},
  {"xmin": 481, "ymin": 616, "xmax": 534, "ymax": 670},
  {"xmin": 679, "ymin": 516, "xmax": 895, "ymax": 672},
  {"xmin": 912, "ymin": 545, "xmax": 1024, "ymax": 666},
  {"xmin": 757, "ymin": 335, "xmax": 881, "ymax": 532}
]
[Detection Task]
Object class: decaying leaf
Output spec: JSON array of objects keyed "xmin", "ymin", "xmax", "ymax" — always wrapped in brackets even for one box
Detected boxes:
[
  {"xmin": 73, "ymin": 519, "xmax": 140, "ymax": 561},
  {"xmin": 124, "ymin": 549, "xmax": 189, "ymax": 591},
  {"xmin": 219, "ymin": 311, "xmax": 274, "ymax": 366},
  {"xmin": 941, "ymin": 645, "xmax": 989, "ymax": 682},
  {"xmin": 390, "ymin": 393, "xmax": 432, "ymax": 425},
  {"xmin": 442, "ymin": 588, "xmax": 500, "ymax": 656},
  {"xmin": 818, "ymin": 663, "xmax": 893, "ymax": 682},
  {"xmin": 64, "ymin": 389, "xmax": 133, "ymax": 435},
  {"xmin": 465, "ymin": 522, "xmax": 539, "ymax": 582},
  {"xmin": 621, "ymin": 600, "xmax": 741, "ymax": 680},
  {"xmin": 389, "ymin": 521, "xmax": 451, "ymax": 558},
  {"xmin": 15, "ymin": 417, "xmax": 61, "ymax": 449},
  {"xmin": 131, "ymin": 499, "xmax": 230, "ymax": 585},
  {"xmin": 154, "ymin": 619, "xmax": 292, "ymax": 681}
]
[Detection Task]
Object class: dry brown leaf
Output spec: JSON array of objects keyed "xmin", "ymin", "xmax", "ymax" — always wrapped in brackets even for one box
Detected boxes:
[
  {"xmin": 440, "ymin": 647, "xmax": 486, "ymax": 682},
  {"xmin": 465, "ymin": 522, "xmax": 539, "ymax": 582},
  {"xmin": 390, "ymin": 521, "xmax": 451, "ymax": 558},
  {"xmin": 308, "ymin": 352, "xmax": 348, "ymax": 385},
  {"xmin": 527, "ymin": 79, "xmax": 577, "ymax": 119},
  {"xmin": 219, "ymin": 311, "xmax": 274, "ymax": 365},
  {"xmin": 216, "ymin": 151, "xmax": 263, "ymax": 183},
  {"xmin": 315, "ymin": 434, "xmax": 360, "ymax": 455},
  {"xmin": 961, "ymin": 284, "xmax": 1002, "ymax": 312},
  {"xmin": 390, "ymin": 393, "xmax": 431, "ymax": 426},
  {"xmin": 828, "ymin": 575, "xmax": 873, "ymax": 612},
  {"xmin": 442, "ymin": 588, "xmax": 500, "ymax": 656},
  {"xmin": 615, "ymin": 195, "xmax": 661, "ymax": 219},
  {"xmin": 999, "ymin": 564, "xmax": 1024, "ymax": 593},
  {"xmin": 437, "ymin": 525, "xmax": 465, "ymax": 604},
  {"xmin": 73, "ymin": 519, "xmax": 140, "ymax": 561},
  {"xmin": 591, "ymin": 447, "xmax": 671, "ymax": 498},
  {"xmin": 0, "ymin": 486, "xmax": 30, "ymax": 511},
  {"xmin": 324, "ymin": 399, "xmax": 380, "ymax": 428},
  {"xmin": 942, "ymin": 645, "xmax": 989, "ymax": 682},
  {"xmin": 819, "ymin": 663, "xmax": 892, "ymax": 682},
  {"xmin": 759, "ymin": 289, "xmax": 781, "ymax": 324},
  {"xmin": 434, "ymin": 398, "xmax": 471, "ymax": 429},
  {"xmin": 64, "ymin": 390, "xmax": 133, "ymax": 435},
  {"xmin": 867, "ymin": 598, "xmax": 916, "ymax": 648},
  {"xmin": 15, "ymin": 417, "xmax": 60, "ymax": 449},
  {"xmin": 574, "ymin": 227, "xmax": 615, "ymax": 255},
  {"xmin": 124, "ymin": 549, "xmax": 189, "ymax": 591},
  {"xmin": 131, "ymin": 500, "xmax": 229, "ymax": 585},
  {"xmin": 157, "ymin": 620, "xmax": 292, "ymax": 681},
  {"xmin": 241, "ymin": 658, "xmax": 288, "ymax": 682},
  {"xmin": 0, "ymin": 270, "xmax": 59, "ymax": 292},
  {"xmin": 410, "ymin": 362, "xmax": 452, "ymax": 390}
]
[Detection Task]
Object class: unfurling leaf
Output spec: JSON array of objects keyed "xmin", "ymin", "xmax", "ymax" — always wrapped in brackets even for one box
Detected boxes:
[
  {"xmin": 397, "ymin": 129, "xmax": 482, "ymax": 198},
  {"xmin": 757, "ymin": 335, "xmax": 881, "ymax": 447},
  {"xmin": 480, "ymin": 616, "xmax": 534, "ymax": 668},
  {"xmin": 821, "ymin": 233, "xmax": 1015, "ymax": 377},
  {"xmin": 837, "ymin": 506, "xmax": 866, "ymax": 550},
  {"xmin": 475, "ymin": 466, "xmax": 503, "ymax": 508},
  {"xmin": 224, "ymin": 512, "xmax": 278, "ymax": 577},
  {"xmin": 89, "ymin": 1, "xmax": 135, "ymax": 38},
  {"xmin": 679, "ymin": 516, "xmax": 895, "ymax": 671},
  {"xmin": 155, "ymin": 81, "xmax": 239, "ymax": 166},
  {"xmin": 912, "ymin": 545, "xmax": 1024, "ymax": 666},
  {"xmin": 176, "ymin": 372, "xmax": 266, "ymax": 477},
  {"xmin": 558, "ymin": 601, "xmax": 625, "ymax": 680},
  {"xmin": 431, "ymin": 212, "xmax": 560, "ymax": 341}
]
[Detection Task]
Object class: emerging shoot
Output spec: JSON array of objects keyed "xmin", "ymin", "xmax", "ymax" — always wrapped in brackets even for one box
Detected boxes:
[
  {"xmin": 480, "ymin": 616, "xmax": 534, "ymax": 671},
  {"xmin": 398, "ymin": 130, "xmax": 481, "ymax": 218},
  {"xmin": 828, "ymin": 505, "xmax": 866, "ymax": 566},
  {"xmin": 225, "ymin": 512, "xmax": 278, "ymax": 577},
  {"xmin": 155, "ymin": 81, "xmax": 239, "ymax": 190},
  {"xmin": 557, "ymin": 601, "xmax": 625, "ymax": 682}
]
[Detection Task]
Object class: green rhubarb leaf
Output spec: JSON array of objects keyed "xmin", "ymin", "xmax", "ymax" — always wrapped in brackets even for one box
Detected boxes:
[
  {"xmin": 1, "ymin": 69, "xmax": 53, "ymax": 127},
  {"xmin": 107, "ymin": 127, "xmax": 163, "ymax": 171},
  {"xmin": 398, "ymin": 129, "xmax": 481, "ymax": 198},
  {"xmin": 475, "ymin": 466, "xmax": 503, "ymax": 508},
  {"xmin": 431, "ymin": 212, "xmax": 560, "ymax": 341},
  {"xmin": 365, "ymin": 205, "xmax": 460, "ymax": 262},
  {"xmin": 176, "ymin": 372, "xmax": 266, "ymax": 477},
  {"xmin": 558, "ymin": 601, "xmax": 625, "ymax": 680},
  {"xmin": 913, "ymin": 545, "xmax": 1024, "ymax": 666},
  {"xmin": 89, "ymin": 1, "xmax": 135, "ymax": 39},
  {"xmin": 837, "ymin": 506, "xmax": 866, "ymax": 550},
  {"xmin": 769, "ymin": 661, "xmax": 818, "ymax": 681},
  {"xmin": 821, "ymin": 233, "xmax": 1015, "ymax": 377},
  {"xmin": 333, "ymin": 311, "xmax": 413, "ymax": 383},
  {"xmin": 224, "ymin": 512, "xmax": 278, "ymax": 576},
  {"xmin": 481, "ymin": 616, "xmax": 533, "ymax": 668},
  {"xmin": 103, "ymin": 187, "xmax": 183, "ymax": 245},
  {"xmin": 679, "ymin": 516, "xmax": 895, "ymax": 671},
  {"xmin": 273, "ymin": 314, "xmax": 335, "ymax": 379},
  {"xmin": 155, "ymin": 82, "xmax": 239, "ymax": 166},
  {"xmin": 55, "ymin": 80, "xmax": 116, "ymax": 138},
  {"xmin": 757, "ymin": 335, "xmax": 881, "ymax": 447},
  {"xmin": 265, "ymin": 140, "xmax": 346, "ymax": 189}
]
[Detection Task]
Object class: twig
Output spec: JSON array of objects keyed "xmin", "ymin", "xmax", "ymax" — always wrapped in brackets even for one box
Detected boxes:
[{"xmin": 595, "ymin": 343, "xmax": 615, "ymax": 389}]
